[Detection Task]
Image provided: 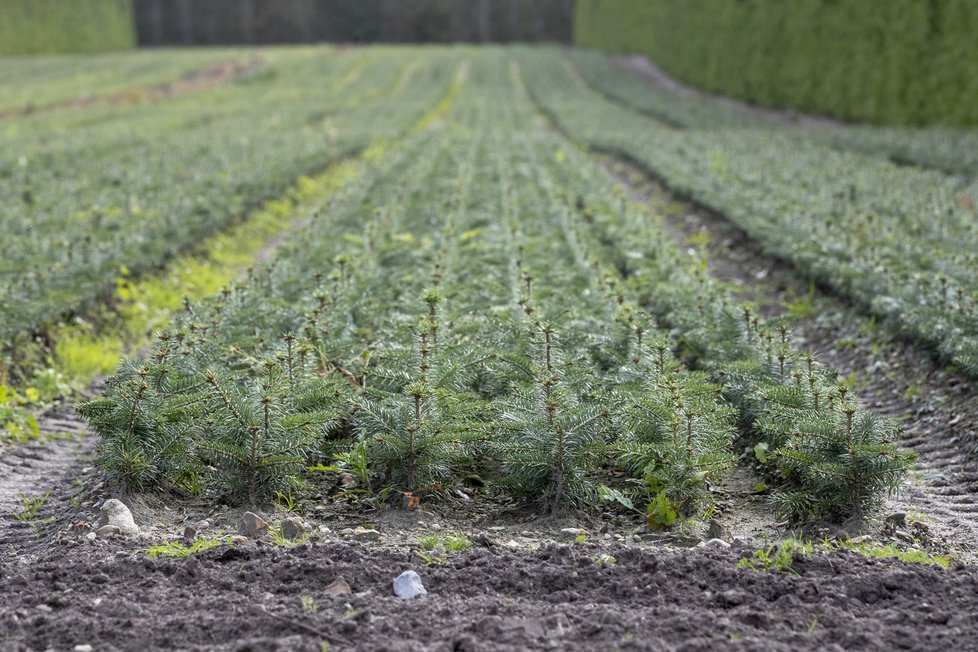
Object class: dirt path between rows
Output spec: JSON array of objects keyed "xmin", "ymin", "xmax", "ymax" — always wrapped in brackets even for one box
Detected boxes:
[
  {"xmin": 1, "ymin": 539, "xmax": 975, "ymax": 651},
  {"xmin": 0, "ymin": 396, "xmax": 98, "ymax": 562},
  {"xmin": 600, "ymin": 158, "xmax": 978, "ymax": 554},
  {"xmin": 0, "ymin": 57, "xmax": 265, "ymax": 122},
  {"xmin": 617, "ymin": 55, "xmax": 842, "ymax": 130}
]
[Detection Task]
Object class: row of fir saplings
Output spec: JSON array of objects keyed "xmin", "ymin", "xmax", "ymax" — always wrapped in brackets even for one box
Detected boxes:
[{"xmin": 80, "ymin": 284, "xmax": 914, "ymax": 531}]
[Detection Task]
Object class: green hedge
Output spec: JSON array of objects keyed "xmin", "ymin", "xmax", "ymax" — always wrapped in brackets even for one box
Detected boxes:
[
  {"xmin": 0, "ymin": 0, "xmax": 134, "ymax": 55},
  {"xmin": 574, "ymin": 0, "xmax": 978, "ymax": 126}
]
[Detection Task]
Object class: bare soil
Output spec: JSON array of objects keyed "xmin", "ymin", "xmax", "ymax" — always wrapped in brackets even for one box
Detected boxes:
[
  {"xmin": 1, "ymin": 537, "xmax": 976, "ymax": 651},
  {"xmin": 0, "ymin": 401, "xmax": 97, "ymax": 561}
]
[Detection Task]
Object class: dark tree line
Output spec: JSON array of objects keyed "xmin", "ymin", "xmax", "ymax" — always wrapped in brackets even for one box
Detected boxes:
[{"xmin": 133, "ymin": 0, "xmax": 575, "ymax": 46}]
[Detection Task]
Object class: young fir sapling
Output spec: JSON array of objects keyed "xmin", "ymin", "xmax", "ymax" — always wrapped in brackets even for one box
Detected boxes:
[
  {"xmin": 354, "ymin": 291, "xmax": 486, "ymax": 496},
  {"xmin": 498, "ymin": 321, "xmax": 611, "ymax": 512},
  {"xmin": 615, "ymin": 340, "xmax": 735, "ymax": 520}
]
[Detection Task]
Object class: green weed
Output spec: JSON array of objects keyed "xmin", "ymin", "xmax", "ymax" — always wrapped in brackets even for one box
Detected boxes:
[
  {"xmin": 418, "ymin": 532, "xmax": 472, "ymax": 553},
  {"xmin": 144, "ymin": 537, "xmax": 224, "ymax": 559},
  {"xmin": 269, "ymin": 521, "xmax": 310, "ymax": 547},
  {"xmin": 781, "ymin": 284, "xmax": 818, "ymax": 320},
  {"xmin": 0, "ymin": 384, "xmax": 41, "ymax": 444},
  {"xmin": 736, "ymin": 539, "xmax": 812, "ymax": 574},
  {"xmin": 53, "ymin": 329, "xmax": 124, "ymax": 387},
  {"xmin": 14, "ymin": 490, "xmax": 51, "ymax": 521},
  {"xmin": 831, "ymin": 538, "xmax": 951, "ymax": 569}
]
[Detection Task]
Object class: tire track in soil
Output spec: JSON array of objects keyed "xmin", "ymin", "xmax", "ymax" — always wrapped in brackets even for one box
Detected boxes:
[
  {"xmin": 0, "ymin": 393, "xmax": 99, "ymax": 561},
  {"xmin": 601, "ymin": 158, "xmax": 978, "ymax": 552}
]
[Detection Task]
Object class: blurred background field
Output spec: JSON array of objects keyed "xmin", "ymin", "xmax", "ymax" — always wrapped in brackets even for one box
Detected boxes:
[{"xmin": 4, "ymin": 0, "xmax": 977, "ymax": 126}]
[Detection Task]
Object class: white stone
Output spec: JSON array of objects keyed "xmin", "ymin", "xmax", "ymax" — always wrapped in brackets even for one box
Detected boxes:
[
  {"xmin": 700, "ymin": 538, "xmax": 731, "ymax": 549},
  {"xmin": 392, "ymin": 570, "xmax": 427, "ymax": 599},
  {"xmin": 98, "ymin": 499, "xmax": 138, "ymax": 535}
]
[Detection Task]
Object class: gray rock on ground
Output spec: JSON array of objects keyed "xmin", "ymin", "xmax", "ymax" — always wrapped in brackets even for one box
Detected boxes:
[
  {"xmin": 239, "ymin": 511, "xmax": 269, "ymax": 537},
  {"xmin": 280, "ymin": 516, "xmax": 306, "ymax": 541},
  {"xmin": 352, "ymin": 526, "xmax": 381, "ymax": 541},
  {"xmin": 98, "ymin": 499, "xmax": 139, "ymax": 535},
  {"xmin": 393, "ymin": 570, "xmax": 427, "ymax": 599},
  {"xmin": 886, "ymin": 512, "xmax": 907, "ymax": 527}
]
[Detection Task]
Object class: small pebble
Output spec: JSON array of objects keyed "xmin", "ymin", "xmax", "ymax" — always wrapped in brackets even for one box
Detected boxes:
[{"xmin": 352, "ymin": 526, "xmax": 381, "ymax": 541}]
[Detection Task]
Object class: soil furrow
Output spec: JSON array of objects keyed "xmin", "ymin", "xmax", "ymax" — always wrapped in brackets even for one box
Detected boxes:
[{"xmin": 0, "ymin": 417, "xmax": 95, "ymax": 560}]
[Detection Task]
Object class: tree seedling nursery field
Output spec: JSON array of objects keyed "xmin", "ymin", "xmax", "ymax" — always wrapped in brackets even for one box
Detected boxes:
[{"xmin": 2, "ymin": 45, "xmax": 978, "ymax": 651}]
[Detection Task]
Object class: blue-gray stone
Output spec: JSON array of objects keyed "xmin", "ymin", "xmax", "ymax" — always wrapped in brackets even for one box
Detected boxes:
[{"xmin": 393, "ymin": 570, "xmax": 427, "ymax": 599}]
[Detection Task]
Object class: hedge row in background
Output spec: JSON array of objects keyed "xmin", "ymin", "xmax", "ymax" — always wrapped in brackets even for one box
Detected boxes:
[
  {"xmin": 575, "ymin": 0, "xmax": 978, "ymax": 126},
  {"xmin": 0, "ymin": 0, "xmax": 134, "ymax": 55},
  {"xmin": 134, "ymin": 0, "xmax": 574, "ymax": 46}
]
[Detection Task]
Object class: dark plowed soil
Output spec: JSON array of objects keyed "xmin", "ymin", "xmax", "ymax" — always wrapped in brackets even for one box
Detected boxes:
[
  {"xmin": 1, "ymin": 539, "xmax": 974, "ymax": 652},
  {"xmin": 600, "ymin": 157, "xmax": 978, "ymax": 552}
]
